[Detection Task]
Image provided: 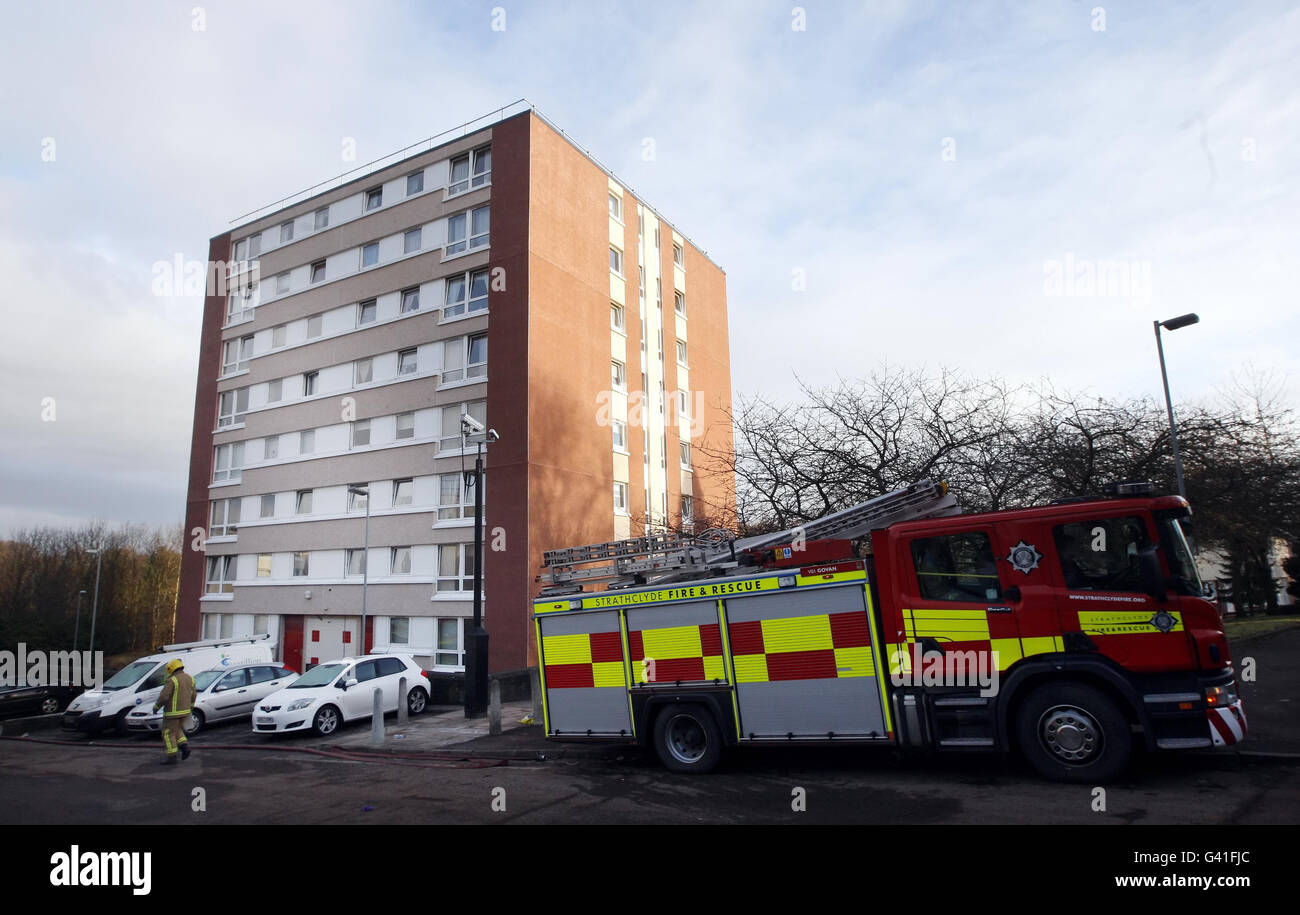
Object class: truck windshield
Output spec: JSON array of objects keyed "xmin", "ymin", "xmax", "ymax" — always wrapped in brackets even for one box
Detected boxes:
[
  {"xmin": 102, "ymin": 661, "xmax": 157, "ymax": 691},
  {"xmin": 1157, "ymin": 514, "xmax": 1203, "ymax": 597}
]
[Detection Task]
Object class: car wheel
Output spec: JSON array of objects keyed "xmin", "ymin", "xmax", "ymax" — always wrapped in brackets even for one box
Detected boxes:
[
  {"xmin": 1016, "ymin": 683, "xmax": 1133, "ymax": 783},
  {"xmin": 40, "ymin": 696, "xmax": 62, "ymax": 715},
  {"xmin": 652, "ymin": 704, "xmax": 723, "ymax": 774},
  {"xmin": 407, "ymin": 687, "xmax": 428, "ymax": 716},
  {"xmin": 312, "ymin": 705, "xmax": 341, "ymax": 737},
  {"xmin": 186, "ymin": 710, "xmax": 204, "ymax": 735}
]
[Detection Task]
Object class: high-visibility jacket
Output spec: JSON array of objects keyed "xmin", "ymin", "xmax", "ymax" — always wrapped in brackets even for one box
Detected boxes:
[{"xmin": 154, "ymin": 671, "xmax": 196, "ymax": 719}]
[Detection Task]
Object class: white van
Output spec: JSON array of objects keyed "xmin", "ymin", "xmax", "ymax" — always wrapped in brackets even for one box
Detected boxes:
[{"xmin": 62, "ymin": 635, "xmax": 274, "ymax": 736}]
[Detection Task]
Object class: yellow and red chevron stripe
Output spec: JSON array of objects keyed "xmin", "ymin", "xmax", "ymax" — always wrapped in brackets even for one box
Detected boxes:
[
  {"xmin": 729, "ymin": 611, "xmax": 874, "ymax": 683},
  {"xmin": 629, "ymin": 623, "xmax": 726, "ymax": 682},
  {"xmin": 541, "ymin": 632, "xmax": 625, "ymax": 688}
]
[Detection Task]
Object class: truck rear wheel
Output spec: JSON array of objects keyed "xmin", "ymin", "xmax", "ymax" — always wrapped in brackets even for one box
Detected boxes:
[
  {"xmin": 652, "ymin": 704, "xmax": 722, "ymax": 774},
  {"xmin": 1016, "ymin": 683, "xmax": 1132, "ymax": 783}
]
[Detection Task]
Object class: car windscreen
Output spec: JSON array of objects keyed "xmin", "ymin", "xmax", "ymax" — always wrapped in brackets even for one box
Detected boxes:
[
  {"xmin": 289, "ymin": 663, "xmax": 346, "ymax": 688},
  {"xmin": 102, "ymin": 661, "xmax": 158, "ymax": 691},
  {"xmin": 194, "ymin": 670, "xmax": 223, "ymax": 691}
]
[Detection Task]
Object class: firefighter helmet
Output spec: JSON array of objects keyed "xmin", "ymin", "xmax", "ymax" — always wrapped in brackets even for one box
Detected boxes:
[{"xmin": 165, "ymin": 659, "xmax": 184, "ymax": 674}]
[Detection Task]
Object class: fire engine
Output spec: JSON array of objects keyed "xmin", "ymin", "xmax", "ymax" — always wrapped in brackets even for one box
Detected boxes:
[{"xmin": 532, "ymin": 480, "xmax": 1247, "ymax": 781}]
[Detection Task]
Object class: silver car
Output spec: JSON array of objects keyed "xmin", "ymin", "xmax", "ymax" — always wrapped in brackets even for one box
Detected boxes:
[{"xmin": 126, "ymin": 662, "xmax": 299, "ymax": 735}]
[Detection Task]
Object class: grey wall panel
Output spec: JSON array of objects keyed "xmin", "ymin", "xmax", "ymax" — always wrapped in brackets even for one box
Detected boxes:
[
  {"xmin": 724, "ymin": 585, "xmax": 867, "ymax": 623},
  {"xmin": 736, "ymin": 678, "xmax": 886, "ymax": 738},
  {"xmin": 547, "ymin": 687, "xmax": 631, "ymax": 735},
  {"xmin": 626, "ymin": 600, "xmax": 717, "ymax": 630},
  {"xmin": 540, "ymin": 610, "xmax": 621, "ymax": 636}
]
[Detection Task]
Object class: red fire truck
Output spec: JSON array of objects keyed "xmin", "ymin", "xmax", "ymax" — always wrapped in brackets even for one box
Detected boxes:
[{"xmin": 532, "ymin": 481, "xmax": 1246, "ymax": 781}]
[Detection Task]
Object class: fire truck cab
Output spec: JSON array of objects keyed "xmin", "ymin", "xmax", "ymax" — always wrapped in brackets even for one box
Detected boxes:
[{"xmin": 533, "ymin": 482, "xmax": 1246, "ymax": 782}]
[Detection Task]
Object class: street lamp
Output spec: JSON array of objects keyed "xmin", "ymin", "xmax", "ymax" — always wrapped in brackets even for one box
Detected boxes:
[
  {"xmin": 86, "ymin": 549, "xmax": 103, "ymax": 659},
  {"xmin": 347, "ymin": 485, "xmax": 371, "ymax": 655},
  {"xmin": 74, "ymin": 590, "xmax": 86, "ymax": 652},
  {"xmin": 1153, "ymin": 313, "xmax": 1200, "ymax": 500},
  {"xmin": 461, "ymin": 411, "xmax": 498, "ymax": 718}
]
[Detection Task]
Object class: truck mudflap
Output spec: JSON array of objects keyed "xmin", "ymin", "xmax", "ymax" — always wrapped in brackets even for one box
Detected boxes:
[{"xmin": 1207, "ymin": 700, "xmax": 1247, "ymax": 746}]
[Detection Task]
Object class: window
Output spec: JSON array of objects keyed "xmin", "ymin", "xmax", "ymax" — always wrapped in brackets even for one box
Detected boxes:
[
  {"xmin": 347, "ymin": 485, "xmax": 368, "ymax": 511},
  {"xmin": 673, "ymin": 243, "xmax": 684, "ymax": 266},
  {"xmin": 395, "ymin": 411, "xmax": 415, "ymax": 440},
  {"xmin": 205, "ymin": 555, "xmax": 234, "ymax": 594},
  {"xmin": 406, "ymin": 171, "xmax": 424, "ymax": 195},
  {"xmin": 448, "ymin": 147, "xmax": 491, "ymax": 195},
  {"xmin": 361, "ymin": 241, "xmax": 379, "ymax": 268},
  {"xmin": 303, "ymin": 371, "xmax": 319, "ymax": 396},
  {"xmin": 219, "ymin": 614, "xmax": 234, "ymax": 639},
  {"xmin": 299, "ymin": 429, "xmax": 315, "ymax": 454},
  {"xmin": 392, "ymin": 478, "xmax": 413, "ymax": 506},
  {"xmin": 280, "ymin": 221, "xmax": 294, "ymax": 244},
  {"xmin": 351, "ymin": 419, "xmax": 370, "ymax": 448},
  {"xmin": 680, "ymin": 441, "xmax": 692, "ymax": 467},
  {"xmin": 609, "ymin": 246, "xmax": 623, "ymax": 275},
  {"xmin": 614, "ymin": 482, "xmax": 629, "ymax": 513},
  {"xmin": 247, "ymin": 234, "xmax": 262, "ymax": 258},
  {"xmin": 438, "ymin": 473, "xmax": 476, "ymax": 520},
  {"xmin": 357, "ymin": 299, "xmax": 377, "ymax": 326},
  {"xmin": 438, "ymin": 402, "xmax": 485, "ymax": 452},
  {"xmin": 401, "ymin": 287, "xmax": 421, "ymax": 314},
  {"xmin": 354, "ymin": 357, "xmax": 373, "ymax": 385},
  {"xmin": 677, "ymin": 390, "xmax": 690, "ymax": 423},
  {"xmin": 217, "ymin": 388, "xmax": 249, "ymax": 428},
  {"xmin": 681, "ymin": 495, "xmax": 694, "ymax": 526},
  {"xmin": 209, "ymin": 498, "xmax": 240, "ymax": 537},
  {"xmin": 611, "ymin": 360, "xmax": 626, "ymax": 389},
  {"xmin": 260, "ymin": 494, "xmax": 275, "ymax": 518},
  {"xmin": 390, "ymin": 617, "xmax": 410, "ymax": 644},
  {"xmin": 256, "ymin": 555, "xmax": 271, "ymax": 579},
  {"xmin": 609, "ymin": 193, "xmax": 622, "ymax": 220},
  {"xmin": 390, "ymin": 546, "xmax": 412, "ymax": 575},
  {"xmin": 436, "ymin": 619, "xmax": 464, "ymax": 667},
  {"xmin": 306, "ymin": 314, "xmax": 323, "ymax": 338},
  {"xmin": 675, "ymin": 291, "xmax": 686, "ymax": 315},
  {"xmin": 398, "ymin": 348, "xmax": 418, "ymax": 376},
  {"xmin": 264, "ymin": 434, "xmax": 279, "ymax": 460},
  {"xmin": 213, "ymin": 442, "xmax": 243, "ymax": 483},
  {"xmin": 310, "ymin": 260, "xmax": 325, "ymax": 283},
  {"xmin": 404, "ymin": 228, "xmax": 422, "ymax": 254},
  {"xmin": 910, "ymin": 531, "xmax": 1003, "ymax": 603},
  {"xmin": 272, "ymin": 324, "xmax": 287, "ymax": 348},
  {"xmin": 365, "ymin": 186, "xmax": 382, "ymax": 210},
  {"xmin": 443, "ymin": 269, "xmax": 488, "ymax": 318},
  {"xmin": 314, "ymin": 207, "xmax": 329, "ymax": 230},
  {"xmin": 1053, "ymin": 516, "xmax": 1151, "ymax": 592},
  {"xmin": 656, "ymin": 278, "xmax": 662, "ymax": 307},
  {"xmin": 222, "ymin": 335, "xmax": 253, "ymax": 375},
  {"xmin": 346, "ymin": 549, "xmax": 366, "ymax": 576},
  {"xmin": 442, "ymin": 334, "xmax": 487, "ymax": 383},
  {"xmin": 446, "ymin": 205, "xmax": 490, "ymax": 256},
  {"xmin": 676, "ymin": 339, "xmax": 688, "ymax": 366},
  {"xmin": 296, "ymin": 490, "xmax": 313, "ymax": 514},
  {"xmin": 612, "ymin": 420, "xmax": 627, "ymax": 451},
  {"xmin": 293, "ymin": 552, "xmax": 310, "ymax": 577},
  {"xmin": 263, "ymin": 378, "xmax": 282, "ymax": 404},
  {"xmin": 226, "ymin": 288, "xmax": 255, "ymax": 324},
  {"xmin": 276, "ymin": 272, "xmax": 290, "ymax": 295},
  {"xmin": 436, "ymin": 544, "xmax": 475, "ymax": 592},
  {"xmin": 611, "ymin": 303, "xmax": 625, "ymax": 331}
]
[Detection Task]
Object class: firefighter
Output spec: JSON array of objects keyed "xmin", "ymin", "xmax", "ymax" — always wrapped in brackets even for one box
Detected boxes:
[{"xmin": 153, "ymin": 659, "xmax": 196, "ymax": 765}]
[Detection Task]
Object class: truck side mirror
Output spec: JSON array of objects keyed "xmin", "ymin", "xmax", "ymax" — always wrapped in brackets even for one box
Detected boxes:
[{"xmin": 1138, "ymin": 545, "xmax": 1166, "ymax": 602}]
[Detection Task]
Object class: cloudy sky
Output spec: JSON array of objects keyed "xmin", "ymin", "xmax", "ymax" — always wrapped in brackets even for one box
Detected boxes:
[{"xmin": 1, "ymin": 0, "xmax": 1296, "ymax": 535}]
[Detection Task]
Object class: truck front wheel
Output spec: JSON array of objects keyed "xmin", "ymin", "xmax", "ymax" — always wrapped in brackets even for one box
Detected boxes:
[
  {"xmin": 1016, "ymin": 683, "xmax": 1132, "ymax": 783},
  {"xmin": 653, "ymin": 704, "xmax": 723, "ymax": 774}
]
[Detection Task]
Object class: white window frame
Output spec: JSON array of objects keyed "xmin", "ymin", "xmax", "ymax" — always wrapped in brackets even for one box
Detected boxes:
[
  {"xmin": 613, "ymin": 482, "xmax": 629, "ymax": 514},
  {"xmin": 205, "ymin": 555, "xmax": 234, "ymax": 594},
  {"xmin": 217, "ymin": 387, "xmax": 249, "ymax": 428},
  {"xmin": 365, "ymin": 186, "xmax": 382, "ymax": 211},
  {"xmin": 442, "ymin": 334, "xmax": 487, "ymax": 384},
  {"xmin": 675, "ymin": 290, "xmax": 686, "ymax": 315},
  {"xmin": 608, "ymin": 193, "xmax": 622, "ymax": 220},
  {"xmin": 680, "ymin": 440, "xmax": 692, "ymax": 468},
  {"xmin": 611, "ymin": 302, "xmax": 625, "ymax": 331},
  {"xmin": 357, "ymin": 299, "xmax": 377, "ymax": 326},
  {"xmin": 272, "ymin": 324, "xmax": 287, "ymax": 348},
  {"xmin": 351, "ymin": 419, "xmax": 371, "ymax": 448},
  {"xmin": 448, "ymin": 147, "xmax": 491, "ymax": 196},
  {"xmin": 406, "ymin": 171, "xmax": 424, "ymax": 196},
  {"xmin": 213, "ymin": 442, "xmax": 243, "ymax": 483},
  {"xmin": 437, "ymin": 472, "xmax": 478, "ymax": 520},
  {"xmin": 395, "ymin": 411, "xmax": 415, "ymax": 440},
  {"xmin": 314, "ymin": 207, "xmax": 329, "ymax": 230},
  {"xmin": 398, "ymin": 348, "xmax": 418, "ymax": 376},
  {"xmin": 609, "ymin": 246, "xmax": 623, "ymax": 276},
  {"xmin": 259, "ymin": 493, "xmax": 275, "ymax": 518},
  {"xmin": 392, "ymin": 478, "xmax": 414, "ymax": 507},
  {"xmin": 361, "ymin": 241, "xmax": 379, "ymax": 269},
  {"xmin": 299, "ymin": 429, "xmax": 315, "ymax": 454},
  {"xmin": 256, "ymin": 555, "xmax": 271, "ymax": 579},
  {"xmin": 436, "ymin": 543, "xmax": 476, "ymax": 593},
  {"xmin": 673, "ymin": 243, "xmax": 684, "ymax": 266},
  {"xmin": 296, "ymin": 489, "xmax": 313, "ymax": 514},
  {"xmin": 279, "ymin": 221, "xmax": 294, "ymax": 244},
  {"xmin": 443, "ymin": 269, "xmax": 489, "ymax": 319},
  {"xmin": 292, "ymin": 552, "xmax": 310, "ymax": 577},
  {"xmin": 354, "ymin": 357, "xmax": 373, "ymax": 385},
  {"xmin": 676, "ymin": 339, "xmax": 689, "ymax": 366},
  {"xmin": 209, "ymin": 498, "xmax": 240, "ymax": 537},
  {"xmin": 306, "ymin": 314, "xmax": 323, "ymax": 338},
  {"xmin": 401, "ymin": 287, "xmax": 421, "ymax": 314},
  {"xmin": 303, "ymin": 371, "xmax": 319, "ymax": 396},
  {"xmin": 438, "ymin": 401, "xmax": 485, "ymax": 452},
  {"xmin": 347, "ymin": 485, "xmax": 368, "ymax": 512},
  {"xmin": 404, "ymin": 227, "xmax": 422, "ymax": 254},
  {"xmin": 390, "ymin": 546, "xmax": 413, "ymax": 575},
  {"xmin": 611, "ymin": 360, "xmax": 626, "ymax": 390},
  {"xmin": 275, "ymin": 272, "xmax": 290, "ymax": 295},
  {"xmin": 346, "ymin": 549, "xmax": 366, "ymax": 576},
  {"xmin": 390, "ymin": 616, "xmax": 411, "ymax": 644},
  {"xmin": 445, "ymin": 205, "xmax": 490, "ymax": 256},
  {"xmin": 310, "ymin": 260, "xmax": 326, "ymax": 284},
  {"xmin": 264, "ymin": 433, "xmax": 280, "ymax": 460},
  {"xmin": 612, "ymin": 420, "xmax": 627, "ymax": 451},
  {"xmin": 434, "ymin": 618, "xmax": 465, "ymax": 668}
]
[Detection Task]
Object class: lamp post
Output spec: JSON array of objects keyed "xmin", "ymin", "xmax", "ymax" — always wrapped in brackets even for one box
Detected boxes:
[
  {"xmin": 348, "ymin": 485, "xmax": 371, "ymax": 655},
  {"xmin": 74, "ymin": 590, "xmax": 85, "ymax": 652},
  {"xmin": 461, "ymin": 415, "xmax": 497, "ymax": 718},
  {"xmin": 86, "ymin": 549, "xmax": 103, "ymax": 659},
  {"xmin": 1153, "ymin": 313, "xmax": 1200, "ymax": 500}
]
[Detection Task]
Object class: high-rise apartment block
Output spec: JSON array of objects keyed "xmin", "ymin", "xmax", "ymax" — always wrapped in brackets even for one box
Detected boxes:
[{"xmin": 178, "ymin": 105, "xmax": 734, "ymax": 675}]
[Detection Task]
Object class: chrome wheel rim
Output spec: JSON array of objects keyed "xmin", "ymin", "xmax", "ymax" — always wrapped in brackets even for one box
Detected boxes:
[
  {"xmin": 41, "ymin": 697, "xmax": 59, "ymax": 714},
  {"xmin": 1038, "ymin": 704, "xmax": 1102, "ymax": 764},
  {"xmin": 318, "ymin": 709, "xmax": 338, "ymax": 734},
  {"xmin": 666, "ymin": 715, "xmax": 707, "ymax": 765},
  {"xmin": 408, "ymin": 691, "xmax": 425, "ymax": 713}
]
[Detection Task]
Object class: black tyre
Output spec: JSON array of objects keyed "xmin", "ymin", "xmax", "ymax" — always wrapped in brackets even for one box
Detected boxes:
[
  {"xmin": 652, "ymin": 704, "xmax": 723, "ymax": 774},
  {"xmin": 312, "ymin": 705, "xmax": 341, "ymax": 737},
  {"xmin": 1015, "ymin": 683, "xmax": 1132, "ymax": 783},
  {"xmin": 186, "ymin": 710, "xmax": 204, "ymax": 735},
  {"xmin": 406, "ymin": 687, "xmax": 428, "ymax": 716}
]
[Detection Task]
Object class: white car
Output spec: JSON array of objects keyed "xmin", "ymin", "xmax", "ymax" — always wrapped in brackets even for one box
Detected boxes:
[
  {"xmin": 253, "ymin": 654, "xmax": 430, "ymax": 736},
  {"xmin": 126, "ymin": 662, "xmax": 299, "ymax": 734}
]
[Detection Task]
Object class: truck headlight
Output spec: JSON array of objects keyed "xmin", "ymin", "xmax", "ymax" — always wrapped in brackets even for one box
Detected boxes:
[{"xmin": 286, "ymin": 699, "xmax": 315, "ymax": 712}]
